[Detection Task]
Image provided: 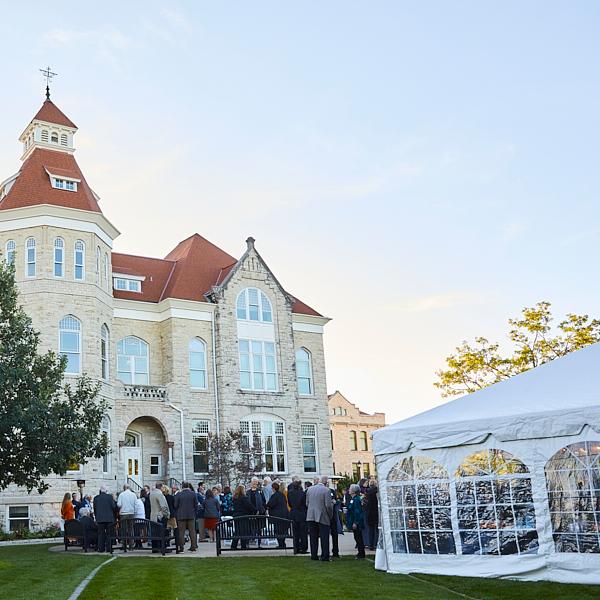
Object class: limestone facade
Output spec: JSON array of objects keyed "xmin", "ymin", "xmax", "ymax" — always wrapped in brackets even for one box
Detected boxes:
[
  {"xmin": 0, "ymin": 96, "xmax": 333, "ymax": 531},
  {"xmin": 329, "ymin": 391, "xmax": 385, "ymax": 480}
]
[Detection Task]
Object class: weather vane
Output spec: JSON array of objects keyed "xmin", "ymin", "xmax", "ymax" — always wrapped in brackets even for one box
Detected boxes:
[{"xmin": 39, "ymin": 66, "xmax": 57, "ymax": 100}]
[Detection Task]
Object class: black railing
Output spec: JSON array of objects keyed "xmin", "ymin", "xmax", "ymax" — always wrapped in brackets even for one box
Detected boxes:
[
  {"xmin": 127, "ymin": 477, "xmax": 143, "ymax": 493},
  {"xmin": 168, "ymin": 477, "xmax": 182, "ymax": 489},
  {"xmin": 108, "ymin": 518, "xmax": 171, "ymax": 555},
  {"xmin": 215, "ymin": 516, "xmax": 295, "ymax": 556}
]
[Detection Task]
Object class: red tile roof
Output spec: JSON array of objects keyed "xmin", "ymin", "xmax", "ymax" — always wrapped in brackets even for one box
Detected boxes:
[
  {"xmin": 0, "ymin": 148, "xmax": 101, "ymax": 212},
  {"xmin": 112, "ymin": 234, "xmax": 322, "ymax": 316},
  {"xmin": 32, "ymin": 100, "xmax": 77, "ymax": 128}
]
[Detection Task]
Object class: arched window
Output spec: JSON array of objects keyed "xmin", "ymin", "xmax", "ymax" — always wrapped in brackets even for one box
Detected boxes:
[
  {"xmin": 51, "ymin": 132, "xmax": 59, "ymax": 143},
  {"xmin": 59, "ymin": 315, "xmax": 81, "ymax": 374},
  {"xmin": 54, "ymin": 237, "xmax": 64, "ymax": 277},
  {"xmin": 189, "ymin": 338, "xmax": 207, "ymax": 389},
  {"xmin": 101, "ymin": 416, "xmax": 111, "ymax": 474},
  {"xmin": 95, "ymin": 247, "xmax": 101, "ymax": 284},
  {"xmin": 103, "ymin": 253, "xmax": 109, "ymax": 289},
  {"xmin": 236, "ymin": 288, "xmax": 273, "ymax": 322},
  {"xmin": 101, "ymin": 324, "xmax": 109, "ymax": 380},
  {"xmin": 545, "ymin": 441, "xmax": 600, "ymax": 553},
  {"xmin": 240, "ymin": 415, "xmax": 286, "ymax": 473},
  {"xmin": 25, "ymin": 237, "xmax": 36, "ymax": 277},
  {"xmin": 5, "ymin": 240, "xmax": 15, "ymax": 265},
  {"xmin": 296, "ymin": 348, "xmax": 313, "ymax": 395},
  {"xmin": 387, "ymin": 456, "xmax": 455, "ymax": 555},
  {"xmin": 117, "ymin": 336, "xmax": 149, "ymax": 384},
  {"xmin": 41, "ymin": 130, "xmax": 49, "ymax": 142},
  {"xmin": 455, "ymin": 449, "xmax": 538, "ymax": 556},
  {"xmin": 60, "ymin": 133, "xmax": 68, "ymax": 147},
  {"xmin": 74, "ymin": 240, "xmax": 85, "ymax": 280}
]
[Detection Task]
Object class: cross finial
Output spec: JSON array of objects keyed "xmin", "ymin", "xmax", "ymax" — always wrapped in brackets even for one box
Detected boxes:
[{"xmin": 39, "ymin": 66, "xmax": 57, "ymax": 100}]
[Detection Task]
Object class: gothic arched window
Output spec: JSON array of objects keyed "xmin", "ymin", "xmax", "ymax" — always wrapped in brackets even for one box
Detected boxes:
[
  {"xmin": 546, "ymin": 441, "xmax": 600, "ymax": 553},
  {"xmin": 455, "ymin": 449, "xmax": 538, "ymax": 556},
  {"xmin": 387, "ymin": 456, "xmax": 455, "ymax": 554}
]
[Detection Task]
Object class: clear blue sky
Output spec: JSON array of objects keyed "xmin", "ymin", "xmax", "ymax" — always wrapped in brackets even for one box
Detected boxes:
[{"xmin": 1, "ymin": 2, "xmax": 599, "ymax": 422}]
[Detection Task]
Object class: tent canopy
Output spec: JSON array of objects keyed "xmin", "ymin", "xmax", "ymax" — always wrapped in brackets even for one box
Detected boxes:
[{"xmin": 373, "ymin": 343, "xmax": 600, "ymax": 455}]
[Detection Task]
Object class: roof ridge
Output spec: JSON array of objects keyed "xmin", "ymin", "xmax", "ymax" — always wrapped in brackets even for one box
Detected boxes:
[{"xmin": 112, "ymin": 251, "xmax": 175, "ymax": 263}]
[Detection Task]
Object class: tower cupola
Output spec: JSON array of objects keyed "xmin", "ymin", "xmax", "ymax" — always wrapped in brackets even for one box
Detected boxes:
[{"xmin": 18, "ymin": 98, "xmax": 78, "ymax": 161}]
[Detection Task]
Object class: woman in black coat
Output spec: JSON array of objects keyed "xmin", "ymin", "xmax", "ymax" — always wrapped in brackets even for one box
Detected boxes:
[
  {"xmin": 266, "ymin": 482, "xmax": 289, "ymax": 548},
  {"xmin": 365, "ymin": 482, "xmax": 379, "ymax": 550},
  {"xmin": 231, "ymin": 484, "xmax": 255, "ymax": 550}
]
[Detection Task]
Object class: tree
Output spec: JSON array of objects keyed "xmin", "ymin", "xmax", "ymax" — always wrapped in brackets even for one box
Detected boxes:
[
  {"xmin": 206, "ymin": 429, "xmax": 265, "ymax": 487},
  {"xmin": 435, "ymin": 301, "xmax": 600, "ymax": 398},
  {"xmin": 0, "ymin": 261, "xmax": 108, "ymax": 493}
]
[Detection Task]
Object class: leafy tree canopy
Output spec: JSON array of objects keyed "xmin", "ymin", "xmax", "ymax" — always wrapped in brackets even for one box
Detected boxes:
[
  {"xmin": 0, "ymin": 261, "xmax": 108, "ymax": 493},
  {"xmin": 435, "ymin": 301, "xmax": 600, "ymax": 398}
]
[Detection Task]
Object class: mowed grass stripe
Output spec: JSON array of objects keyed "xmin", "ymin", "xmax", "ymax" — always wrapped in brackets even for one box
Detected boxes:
[{"xmin": 1, "ymin": 544, "xmax": 600, "ymax": 600}]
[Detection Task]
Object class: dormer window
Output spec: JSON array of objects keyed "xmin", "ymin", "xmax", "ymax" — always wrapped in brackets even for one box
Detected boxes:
[
  {"xmin": 52, "ymin": 178, "xmax": 76, "ymax": 191},
  {"xmin": 114, "ymin": 277, "xmax": 142, "ymax": 293}
]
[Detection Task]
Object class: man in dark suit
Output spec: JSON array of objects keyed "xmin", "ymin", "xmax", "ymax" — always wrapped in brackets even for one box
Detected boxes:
[
  {"xmin": 306, "ymin": 475, "xmax": 334, "ymax": 561},
  {"xmin": 78, "ymin": 507, "xmax": 98, "ymax": 551},
  {"xmin": 93, "ymin": 485, "xmax": 116, "ymax": 553},
  {"xmin": 288, "ymin": 476, "xmax": 308, "ymax": 553},
  {"xmin": 174, "ymin": 482, "xmax": 198, "ymax": 553},
  {"xmin": 72, "ymin": 492, "xmax": 82, "ymax": 519}
]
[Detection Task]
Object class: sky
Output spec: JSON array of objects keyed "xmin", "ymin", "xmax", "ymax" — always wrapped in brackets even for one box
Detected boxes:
[{"xmin": 1, "ymin": 2, "xmax": 599, "ymax": 423}]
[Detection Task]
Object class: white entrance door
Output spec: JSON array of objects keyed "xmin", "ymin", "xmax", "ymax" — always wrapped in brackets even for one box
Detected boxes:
[{"xmin": 123, "ymin": 447, "xmax": 142, "ymax": 486}]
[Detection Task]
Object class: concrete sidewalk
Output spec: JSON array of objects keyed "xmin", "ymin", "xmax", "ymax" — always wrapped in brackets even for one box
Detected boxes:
[{"xmin": 50, "ymin": 531, "xmax": 376, "ymax": 559}]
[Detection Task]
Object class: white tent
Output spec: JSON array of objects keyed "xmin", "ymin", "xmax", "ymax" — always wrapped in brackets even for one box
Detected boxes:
[{"xmin": 373, "ymin": 343, "xmax": 600, "ymax": 584}]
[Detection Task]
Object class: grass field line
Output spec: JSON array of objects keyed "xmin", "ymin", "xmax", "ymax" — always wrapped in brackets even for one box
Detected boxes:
[
  {"xmin": 365, "ymin": 558, "xmax": 483, "ymax": 600},
  {"xmin": 67, "ymin": 555, "xmax": 117, "ymax": 600}
]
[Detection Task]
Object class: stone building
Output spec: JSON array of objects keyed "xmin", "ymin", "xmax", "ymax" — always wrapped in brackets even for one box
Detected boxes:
[
  {"xmin": 329, "ymin": 391, "xmax": 385, "ymax": 480},
  {"xmin": 0, "ymin": 93, "xmax": 332, "ymax": 531}
]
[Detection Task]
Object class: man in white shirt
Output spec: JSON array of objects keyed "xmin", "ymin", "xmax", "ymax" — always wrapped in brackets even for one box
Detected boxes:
[{"xmin": 117, "ymin": 484, "xmax": 137, "ymax": 549}]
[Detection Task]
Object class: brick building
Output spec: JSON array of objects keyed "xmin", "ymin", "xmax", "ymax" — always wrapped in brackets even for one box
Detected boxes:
[
  {"xmin": 328, "ymin": 391, "xmax": 385, "ymax": 480},
  {"xmin": 0, "ymin": 92, "xmax": 333, "ymax": 531}
]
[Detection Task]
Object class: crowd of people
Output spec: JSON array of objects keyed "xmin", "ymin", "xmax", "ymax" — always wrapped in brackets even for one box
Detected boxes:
[{"xmin": 60, "ymin": 475, "xmax": 379, "ymax": 559}]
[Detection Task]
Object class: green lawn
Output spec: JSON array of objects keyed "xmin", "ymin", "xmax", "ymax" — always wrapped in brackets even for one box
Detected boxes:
[{"xmin": 0, "ymin": 543, "xmax": 599, "ymax": 600}]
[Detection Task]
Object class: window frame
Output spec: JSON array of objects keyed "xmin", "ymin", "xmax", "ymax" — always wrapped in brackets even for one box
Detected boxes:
[
  {"xmin": 25, "ymin": 237, "xmax": 36, "ymax": 277},
  {"xmin": 6, "ymin": 506, "xmax": 30, "ymax": 532},
  {"xmin": 350, "ymin": 430, "xmax": 358, "ymax": 451},
  {"xmin": 5, "ymin": 240, "xmax": 15, "ymax": 266},
  {"xmin": 101, "ymin": 324, "xmax": 110, "ymax": 381},
  {"xmin": 238, "ymin": 339, "xmax": 278, "ymax": 392},
  {"xmin": 301, "ymin": 423, "xmax": 319, "ymax": 473},
  {"xmin": 236, "ymin": 288, "xmax": 273, "ymax": 323},
  {"xmin": 150, "ymin": 455, "xmax": 162, "ymax": 476},
  {"xmin": 192, "ymin": 420, "xmax": 210, "ymax": 474},
  {"xmin": 113, "ymin": 277, "xmax": 141, "ymax": 293},
  {"xmin": 296, "ymin": 347, "xmax": 314, "ymax": 396},
  {"xmin": 240, "ymin": 416, "xmax": 287, "ymax": 474},
  {"xmin": 54, "ymin": 237, "xmax": 64, "ymax": 278},
  {"xmin": 360, "ymin": 430, "xmax": 369, "ymax": 451},
  {"xmin": 101, "ymin": 415, "xmax": 111, "ymax": 474},
  {"xmin": 117, "ymin": 336, "xmax": 149, "ymax": 385},
  {"xmin": 74, "ymin": 240, "xmax": 85, "ymax": 281},
  {"xmin": 59, "ymin": 315, "xmax": 82, "ymax": 375},
  {"xmin": 189, "ymin": 338, "xmax": 207, "ymax": 390}
]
